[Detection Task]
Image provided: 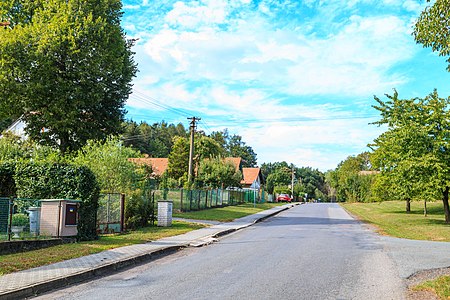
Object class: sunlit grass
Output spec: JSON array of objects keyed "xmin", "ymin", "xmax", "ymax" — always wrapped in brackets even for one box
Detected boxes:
[
  {"xmin": 0, "ymin": 221, "xmax": 204, "ymax": 275},
  {"xmin": 414, "ymin": 275, "xmax": 450, "ymax": 299},
  {"xmin": 341, "ymin": 201, "xmax": 450, "ymax": 241},
  {"xmin": 173, "ymin": 202, "xmax": 285, "ymax": 222}
]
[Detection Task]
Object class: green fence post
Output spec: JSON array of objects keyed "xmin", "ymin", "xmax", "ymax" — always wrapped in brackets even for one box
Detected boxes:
[
  {"xmin": 8, "ymin": 197, "xmax": 13, "ymax": 241},
  {"xmin": 180, "ymin": 189, "xmax": 184, "ymax": 212}
]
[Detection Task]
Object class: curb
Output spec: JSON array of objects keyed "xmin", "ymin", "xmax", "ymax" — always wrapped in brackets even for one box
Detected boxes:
[
  {"xmin": 0, "ymin": 203, "xmax": 299, "ymax": 299},
  {"xmin": 0, "ymin": 246, "xmax": 183, "ymax": 300}
]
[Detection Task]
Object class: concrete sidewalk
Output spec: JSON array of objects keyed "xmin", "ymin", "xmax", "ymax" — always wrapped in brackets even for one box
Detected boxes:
[{"xmin": 0, "ymin": 203, "xmax": 298, "ymax": 299}]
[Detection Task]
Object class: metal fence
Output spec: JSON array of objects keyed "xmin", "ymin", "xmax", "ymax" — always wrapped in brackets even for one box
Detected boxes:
[
  {"xmin": 97, "ymin": 193, "xmax": 125, "ymax": 234},
  {"xmin": 151, "ymin": 188, "xmax": 259, "ymax": 212},
  {"xmin": 0, "ymin": 197, "xmax": 80, "ymax": 242}
]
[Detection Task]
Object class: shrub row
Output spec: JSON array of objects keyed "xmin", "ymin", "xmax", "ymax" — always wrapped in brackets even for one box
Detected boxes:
[{"xmin": 0, "ymin": 162, "xmax": 100, "ymax": 241}]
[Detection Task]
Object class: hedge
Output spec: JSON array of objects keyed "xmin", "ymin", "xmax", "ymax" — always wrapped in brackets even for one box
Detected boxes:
[
  {"xmin": 0, "ymin": 162, "xmax": 100, "ymax": 241},
  {"xmin": 0, "ymin": 161, "xmax": 16, "ymax": 197}
]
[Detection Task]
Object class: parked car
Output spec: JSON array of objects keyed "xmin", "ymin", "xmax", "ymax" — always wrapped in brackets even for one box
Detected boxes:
[{"xmin": 276, "ymin": 193, "xmax": 292, "ymax": 202}]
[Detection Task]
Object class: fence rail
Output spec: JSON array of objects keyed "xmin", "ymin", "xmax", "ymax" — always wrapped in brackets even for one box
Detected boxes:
[
  {"xmin": 151, "ymin": 188, "xmax": 260, "ymax": 212},
  {"xmin": 0, "ymin": 189, "xmax": 263, "ymax": 242}
]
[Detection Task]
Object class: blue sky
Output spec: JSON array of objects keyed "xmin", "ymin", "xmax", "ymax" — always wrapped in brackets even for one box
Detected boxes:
[{"xmin": 120, "ymin": 0, "xmax": 450, "ymax": 171}]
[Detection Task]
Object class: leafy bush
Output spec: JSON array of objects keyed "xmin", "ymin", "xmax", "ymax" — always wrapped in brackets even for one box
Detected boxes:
[
  {"xmin": 0, "ymin": 133, "xmax": 25, "ymax": 162},
  {"xmin": 0, "ymin": 161, "xmax": 16, "ymax": 197},
  {"xmin": 73, "ymin": 137, "xmax": 142, "ymax": 193},
  {"xmin": 11, "ymin": 213, "xmax": 29, "ymax": 226},
  {"xmin": 14, "ymin": 162, "xmax": 100, "ymax": 241},
  {"xmin": 125, "ymin": 189, "xmax": 154, "ymax": 229}
]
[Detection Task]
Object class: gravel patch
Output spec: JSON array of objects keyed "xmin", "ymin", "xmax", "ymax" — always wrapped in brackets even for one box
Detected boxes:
[{"xmin": 406, "ymin": 266, "xmax": 450, "ymax": 300}]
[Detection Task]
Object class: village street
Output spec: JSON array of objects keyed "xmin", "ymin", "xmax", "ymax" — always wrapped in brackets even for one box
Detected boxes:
[{"xmin": 38, "ymin": 204, "xmax": 450, "ymax": 300}]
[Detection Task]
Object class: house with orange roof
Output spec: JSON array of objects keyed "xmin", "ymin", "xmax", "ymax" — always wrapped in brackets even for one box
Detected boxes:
[
  {"xmin": 224, "ymin": 157, "xmax": 243, "ymax": 173},
  {"xmin": 241, "ymin": 167, "xmax": 264, "ymax": 193},
  {"xmin": 128, "ymin": 157, "xmax": 169, "ymax": 177}
]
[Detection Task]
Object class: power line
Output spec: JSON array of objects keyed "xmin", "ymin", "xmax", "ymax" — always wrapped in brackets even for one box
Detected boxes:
[{"xmin": 131, "ymin": 89, "xmax": 193, "ymax": 118}]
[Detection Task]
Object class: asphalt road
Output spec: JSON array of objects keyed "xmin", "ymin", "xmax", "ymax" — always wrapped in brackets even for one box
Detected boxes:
[{"xmin": 37, "ymin": 203, "xmax": 449, "ymax": 300}]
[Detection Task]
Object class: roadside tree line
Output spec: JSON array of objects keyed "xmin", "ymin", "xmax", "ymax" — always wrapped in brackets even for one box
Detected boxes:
[
  {"xmin": 328, "ymin": 0, "xmax": 450, "ymax": 223},
  {"xmin": 261, "ymin": 161, "xmax": 329, "ymax": 202},
  {"xmin": 329, "ymin": 90, "xmax": 450, "ymax": 223}
]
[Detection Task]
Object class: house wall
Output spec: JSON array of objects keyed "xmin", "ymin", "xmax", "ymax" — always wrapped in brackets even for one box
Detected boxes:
[{"xmin": 3, "ymin": 119, "xmax": 27, "ymax": 138}]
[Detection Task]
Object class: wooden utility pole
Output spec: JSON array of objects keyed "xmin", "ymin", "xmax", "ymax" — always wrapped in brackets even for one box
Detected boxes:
[
  {"xmin": 188, "ymin": 117, "xmax": 201, "ymax": 184},
  {"xmin": 291, "ymin": 166, "xmax": 295, "ymax": 199}
]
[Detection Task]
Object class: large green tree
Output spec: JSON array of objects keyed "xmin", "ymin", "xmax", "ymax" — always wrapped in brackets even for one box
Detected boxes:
[
  {"xmin": 414, "ymin": 0, "xmax": 450, "ymax": 71},
  {"xmin": 331, "ymin": 153, "xmax": 374, "ymax": 202},
  {"xmin": 167, "ymin": 136, "xmax": 190, "ymax": 185},
  {"xmin": 196, "ymin": 157, "xmax": 242, "ymax": 189},
  {"xmin": 73, "ymin": 137, "xmax": 142, "ymax": 193},
  {"xmin": 210, "ymin": 130, "xmax": 257, "ymax": 167},
  {"xmin": 371, "ymin": 90, "xmax": 450, "ymax": 223},
  {"xmin": 0, "ymin": 0, "xmax": 137, "ymax": 152}
]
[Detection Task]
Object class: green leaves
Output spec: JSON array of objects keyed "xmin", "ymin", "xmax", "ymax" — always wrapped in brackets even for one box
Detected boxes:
[
  {"xmin": 73, "ymin": 137, "xmax": 142, "ymax": 194},
  {"xmin": 196, "ymin": 157, "xmax": 242, "ymax": 189},
  {"xmin": 413, "ymin": 0, "xmax": 450, "ymax": 71},
  {"xmin": 332, "ymin": 153, "xmax": 375, "ymax": 202},
  {"xmin": 0, "ymin": 0, "xmax": 137, "ymax": 152},
  {"xmin": 370, "ymin": 90, "xmax": 450, "ymax": 221},
  {"xmin": 1, "ymin": 161, "xmax": 100, "ymax": 240}
]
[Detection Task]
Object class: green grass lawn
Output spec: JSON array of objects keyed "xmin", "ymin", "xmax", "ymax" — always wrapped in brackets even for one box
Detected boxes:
[
  {"xmin": 0, "ymin": 221, "xmax": 204, "ymax": 276},
  {"xmin": 0, "ymin": 202, "xmax": 283, "ymax": 275},
  {"xmin": 341, "ymin": 201, "xmax": 450, "ymax": 241},
  {"xmin": 341, "ymin": 200, "xmax": 450, "ymax": 298},
  {"xmin": 414, "ymin": 275, "xmax": 450, "ymax": 300},
  {"xmin": 173, "ymin": 202, "xmax": 285, "ymax": 222}
]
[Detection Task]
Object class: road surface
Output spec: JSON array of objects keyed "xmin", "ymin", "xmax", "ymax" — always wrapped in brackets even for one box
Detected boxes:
[{"xmin": 38, "ymin": 203, "xmax": 450, "ymax": 300}]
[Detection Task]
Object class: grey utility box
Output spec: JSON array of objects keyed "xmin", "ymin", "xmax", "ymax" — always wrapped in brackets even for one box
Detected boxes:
[{"xmin": 157, "ymin": 201, "xmax": 173, "ymax": 227}]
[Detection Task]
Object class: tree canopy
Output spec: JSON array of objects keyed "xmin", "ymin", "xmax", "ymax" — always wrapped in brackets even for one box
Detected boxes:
[
  {"xmin": 370, "ymin": 90, "xmax": 450, "ymax": 222},
  {"xmin": 414, "ymin": 0, "xmax": 450, "ymax": 71},
  {"xmin": 210, "ymin": 130, "xmax": 257, "ymax": 167},
  {"xmin": 261, "ymin": 161, "xmax": 327, "ymax": 200},
  {"xmin": 328, "ymin": 152, "xmax": 374, "ymax": 202},
  {"xmin": 122, "ymin": 121, "xmax": 187, "ymax": 157},
  {"xmin": 0, "ymin": 0, "xmax": 137, "ymax": 152},
  {"xmin": 196, "ymin": 157, "xmax": 242, "ymax": 189}
]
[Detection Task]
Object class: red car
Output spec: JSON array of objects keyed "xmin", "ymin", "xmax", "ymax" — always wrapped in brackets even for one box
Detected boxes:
[{"xmin": 276, "ymin": 193, "xmax": 292, "ymax": 202}]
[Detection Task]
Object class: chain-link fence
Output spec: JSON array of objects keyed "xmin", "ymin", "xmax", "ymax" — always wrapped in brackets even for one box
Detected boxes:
[{"xmin": 150, "ymin": 188, "xmax": 258, "ymax": 212}]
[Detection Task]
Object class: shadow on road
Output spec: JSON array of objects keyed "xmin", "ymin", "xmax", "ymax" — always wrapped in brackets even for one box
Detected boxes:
[{"xmin": 262, "ymin": 216, "xmax": 361, "ymax": 226}]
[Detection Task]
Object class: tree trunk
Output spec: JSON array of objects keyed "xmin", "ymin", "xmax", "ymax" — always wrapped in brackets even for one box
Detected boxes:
[
  {"xmin": 443, "ymin": 187, "xmax": 450, "ymax": 224},
  {"xmin": 424, "ymin": 199, "xmax": 427, "ymax": 217},
  {"xmin": 59, "ymin": 133, "xmax": 70, "ymax": 154},
  {"xmin": 406, "ymin": 198, "xmax": 411, "ymax": 213}
]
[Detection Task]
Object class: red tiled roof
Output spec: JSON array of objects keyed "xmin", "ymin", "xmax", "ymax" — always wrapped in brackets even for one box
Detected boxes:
[
  {"xmin": 225, "ymin": 157, "xmax": 242, "ymax": 172},
  {"xmin": 128, "ymin": 157, "xmax": 169, "ymax": 176},
  {"xmin": 241, "ymin": 167, "xmax": 261, "ymax": 185}
]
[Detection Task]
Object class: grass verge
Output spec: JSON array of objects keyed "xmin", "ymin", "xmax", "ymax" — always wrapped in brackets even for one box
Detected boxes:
[
  {"xmin": 0, "ymin": 221, "xmax": 204, "ymax": 276},
  {"xmin": 173, "ymin": 202, "xmax": 285, "ymax": 222},
  {"xmin": 341, "ymin": 201, "xmax": 449, "ymax": 242},
  {"xmin": 413, "ymin": 275, "xmax": 450, "ymax": 299}
]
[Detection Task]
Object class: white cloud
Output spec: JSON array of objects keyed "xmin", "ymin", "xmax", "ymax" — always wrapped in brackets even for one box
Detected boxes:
[
  {"xmin": 286, "ymin": 15, "xmax": 414, "ymax": 96},
  {"xmin": 402, "ymin": 0, "xmax": 424, "ymax": 13},
  {"xmin": 165, "ymin": 1, "xmax": 228, "ymax": 29},
  {"xmin": 138, "ymin": 12, "xmax": 415, "ymax": 97},
  {"xmin": 122, "ymin": 0, "xmax": 431, "ymax": 169},
  {"xmin": 123, "ymin": 5, "xmax": 140, "ymax": 10}
]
